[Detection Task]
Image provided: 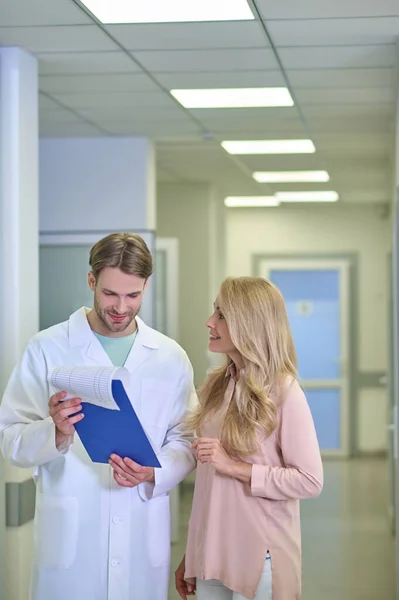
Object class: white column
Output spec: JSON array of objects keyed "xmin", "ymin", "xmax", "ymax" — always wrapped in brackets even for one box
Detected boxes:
[
  {"xmin": 0, "ymin": 47, "xmax": 39, "ymax": 600},
  {"xmin": 39, "ymin": 137, "xmax": 156, "ymax": 232}
]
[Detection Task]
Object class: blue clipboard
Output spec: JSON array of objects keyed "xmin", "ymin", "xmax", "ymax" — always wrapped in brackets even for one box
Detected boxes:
[{"xmin": 73, "ymin": 380, "xmax": 161, "ymax": 468}]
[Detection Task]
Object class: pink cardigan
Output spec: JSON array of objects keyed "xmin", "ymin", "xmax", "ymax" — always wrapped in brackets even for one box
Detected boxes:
[{"xmin": 184, "ymin": 375, "xmax": 323, "ymax": 600}]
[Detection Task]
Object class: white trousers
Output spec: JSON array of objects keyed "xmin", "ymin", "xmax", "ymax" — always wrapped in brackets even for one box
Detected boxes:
[{"xmin": 196, "ymin": 556, "xmax": 272, "ymax": 600}]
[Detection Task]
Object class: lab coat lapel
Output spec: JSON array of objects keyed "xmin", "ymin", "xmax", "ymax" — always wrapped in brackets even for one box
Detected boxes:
[
  {"xmin": 67, "ymin": 309, "xmax": 159, "ymax": 370},
  {"xmin": 68, "ymin": 306, "xmax": 113, "ymax": 367},
  {"xmin": 85, "ymin": 338, "xmax": 113, "ymax": 366},
  {"xmin": 123, "ymin": 316, "xmax": 159, "ymax": 374}
]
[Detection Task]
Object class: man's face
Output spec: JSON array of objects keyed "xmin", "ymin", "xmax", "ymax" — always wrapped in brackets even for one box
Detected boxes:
[{"xmin": 88, "ymin": 267, "xmax": 148, "ymax": 336}]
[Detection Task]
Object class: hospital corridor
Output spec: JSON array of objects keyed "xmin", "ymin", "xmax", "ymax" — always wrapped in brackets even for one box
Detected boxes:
[{"xmin": 1, "ymin": 1, "xmax": 399, "ymax": 599}]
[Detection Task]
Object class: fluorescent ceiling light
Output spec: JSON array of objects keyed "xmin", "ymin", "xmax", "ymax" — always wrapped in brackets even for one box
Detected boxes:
[
  {"xmin": 224, "ymin": 197, "xmax": 280, "ymax": 208},
  {"xmin": 221, "ymin": 139, "xmax": 316, "ymax": 155},
  {"xmin": 276, "ymin": 191, "xmax": 339, "ymax": 202},
  {"xmin": 170, "ymin": 88, "xmax": 293, "ymax": 108},
  {"xmin": 80, "ymin": 0, "xmax": 254, "ymax": 23},
  {"xmin": 253, "ymin": 170, "xmax": 329, "ymax": 183}
]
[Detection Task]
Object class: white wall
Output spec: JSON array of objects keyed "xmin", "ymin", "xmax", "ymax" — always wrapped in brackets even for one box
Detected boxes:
[
  {"xmin": 227, "ymin": 204, "xmax": 390, "ymax": 453},
  {"xmin": 40, "ymin": 137, "xmax": 156, "ymax": 232}
]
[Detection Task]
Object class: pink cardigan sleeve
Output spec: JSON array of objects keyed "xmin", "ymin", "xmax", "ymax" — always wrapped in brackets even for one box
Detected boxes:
[{"xmin": 251, "ymin": 378, "xmax": 323, "ymax": 500}]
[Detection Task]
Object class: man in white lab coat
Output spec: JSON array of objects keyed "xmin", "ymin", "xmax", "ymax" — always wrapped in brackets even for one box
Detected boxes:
[{"xmin": 0, "ymin": 232, "xmax": 197, "ymax": 600}]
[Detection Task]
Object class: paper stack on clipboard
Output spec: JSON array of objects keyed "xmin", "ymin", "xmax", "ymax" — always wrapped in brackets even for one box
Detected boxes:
[{"xmin": 50, "ymin": 366, "xmax": 161, "ymax": 468}]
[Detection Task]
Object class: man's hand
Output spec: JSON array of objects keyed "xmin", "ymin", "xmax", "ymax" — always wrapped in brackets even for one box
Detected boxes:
[
  {"xmin": 109, "ymin": 454, "xmax": 155, "ymax": 488},
  {"xmin": 49, "ymin": 392, "xmax": 83, "ymax": 448}
]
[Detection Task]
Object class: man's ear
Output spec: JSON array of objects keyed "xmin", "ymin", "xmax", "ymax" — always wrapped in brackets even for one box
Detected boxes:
[
  {"xmin": 143, "ymin": 277, "xmax": 150, "ymax": 292},
  {"xmin": 88, "ymin": 271, "xmax": 96, "ymax": 291}
]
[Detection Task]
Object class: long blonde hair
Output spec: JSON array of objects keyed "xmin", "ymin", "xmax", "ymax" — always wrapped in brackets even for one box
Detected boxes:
[{"xmin": 187, "ymin": 277, "xmax": 297, "ymax": 458}]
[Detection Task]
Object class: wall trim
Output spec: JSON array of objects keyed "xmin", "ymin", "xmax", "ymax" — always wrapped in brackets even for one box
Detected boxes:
[
  {"xmin": 357, "ymin": 372, "xmax": 387, "ymax": 388},
  {"xmin": 6, "ymin": 479, "xmax": 35, "ymax": 527}
]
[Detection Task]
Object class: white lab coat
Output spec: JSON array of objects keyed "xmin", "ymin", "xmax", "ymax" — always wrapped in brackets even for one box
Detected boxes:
[{"xmin": 0, "ymin": 308, "xmax": 197, "ymax": 600}]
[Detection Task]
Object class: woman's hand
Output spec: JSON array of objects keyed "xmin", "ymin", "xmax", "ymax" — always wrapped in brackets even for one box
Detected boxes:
[
  {"xmin": 192, "ymin": 438, "xmax": 253, "ymax": 483},
  {"xmin": 191, "ymin": 437, "xmax": 236, "ymax": 476},
  {"xmin": 175, "ymin": 555, "xmax": 196, "ymax": 600}
]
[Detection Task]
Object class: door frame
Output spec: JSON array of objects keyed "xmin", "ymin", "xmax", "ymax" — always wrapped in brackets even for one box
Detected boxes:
[
  {"xmin": 155, "ymin": 238, "xmax": 180, "ymax": 544},
  {"xmin": 253, "ymin": 252, "xmax": 358, "ymax": 457},
  {"xmin": 387, "ymin": 251, "xmax": 396, "ymax": 535},
  {"xmin": 155, "ymin": 237, "xmax": 179, "ymax": 342},
  {"xmin": 392, "ymin": 201, "xmax": 399, "ymax": 598}
]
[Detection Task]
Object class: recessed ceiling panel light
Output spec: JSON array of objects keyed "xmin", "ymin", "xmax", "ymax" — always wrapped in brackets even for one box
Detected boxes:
[
  {"xmin": 81, "ymin": 0, "xmax": 254, "ymax": 23},
  {"xmin": 276, "ymin": 191, "xmax": 339, "ymax": 202},
  {"xmin": 224, "ymin": 197, "xmax": 280, "ymax": 208},
  {"xmin": 221, "ymin": 139, "xmax": 316, "ymax": 155},
  {"xmin": 170, "ymin": 88, "xmax": 294, "ymax": 108},
  {"xmin": 253, "ymin": 170, "xmax": 329, "ymax": 183}
]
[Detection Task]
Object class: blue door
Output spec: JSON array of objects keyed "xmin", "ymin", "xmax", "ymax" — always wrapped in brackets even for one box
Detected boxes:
[{"xmin": 262, "ymin": 262, "xmax": 349, "ymax": 455}]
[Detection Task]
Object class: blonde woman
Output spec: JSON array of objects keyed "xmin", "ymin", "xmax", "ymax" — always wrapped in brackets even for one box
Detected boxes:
[{"xmin": 175, "ymin": 277, "xmax": 323, "ymax": 600}]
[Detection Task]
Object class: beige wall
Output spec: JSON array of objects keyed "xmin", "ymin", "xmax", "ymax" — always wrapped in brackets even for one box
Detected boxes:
[
  {"xmin": 157, "ymin": 183, "xmax": 220, "ymax": 387},
  {"xmin": 226, "ymin": 203, "xmax": 391, "ymax": 453}
]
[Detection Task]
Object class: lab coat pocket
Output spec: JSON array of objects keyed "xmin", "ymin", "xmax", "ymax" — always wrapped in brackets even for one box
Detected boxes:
[
  {"xmin": 147, "ymin": 495, "xmax": 171, "ymax": 568},
  {"xmin": 34, "ymin": 493, "xmax": 79, "ymax": 569}
]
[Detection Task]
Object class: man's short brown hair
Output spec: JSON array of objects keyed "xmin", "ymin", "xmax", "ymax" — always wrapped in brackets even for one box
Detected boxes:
[{"xmin": 89, "ymin": 233, "xmax": 153, "ymax": 280}]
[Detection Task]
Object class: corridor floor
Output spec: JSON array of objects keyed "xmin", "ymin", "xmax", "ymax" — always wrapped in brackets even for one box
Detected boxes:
[{"xmin": 168, "ymin": 459, "xmax": 396, "ymax": 600}]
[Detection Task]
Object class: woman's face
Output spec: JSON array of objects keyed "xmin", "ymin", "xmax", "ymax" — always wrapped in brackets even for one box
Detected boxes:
[{"xmin": 206, "ymin": 297, "xmax": 236, "ymax": 355}]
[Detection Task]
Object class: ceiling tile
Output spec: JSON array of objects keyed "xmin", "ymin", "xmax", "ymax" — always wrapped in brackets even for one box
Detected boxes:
[
  {"xmin": 239, "ymin": 154, "xmax": 321, "ymax": 171},
  {"xmin": 39, "ymin": 121, "xmax": 104, "ymax": 137},
  {"xmin": 189, "ymin": 106, "xmax": 298, "ymax": 120},
  {"xmin": 49, "ymin": 91, "xmax": 178, "ymax": 109},
  {"xmin": 154, "ymin": 69, "xmax": 285, "ymax": 89},
  {"xmin": 0, "ymin": 0, "xmax": 92, "ymax": 26},
  {"xmin": 212, "ymin": 123, "xmax": 306, "ymax": 136},
  {"xmin": 37, "ymin": 51, "xmax": 140, "ymax": 75},
  {"xmin": 267, "ymin": 16, "xmax": 399, "ymax": 46},
  {"xmin": 39, "ymin": 108, "xmax": 83, "ymax": 123},
  {"xmin": 306, "ymin": 117, "xmax": 392, "ymax": 134},
  {"xmin": 226, "ymin": 154, "xmax": 322, "ymax": 171},
  {"xmin": 39, "ymin": 73, "xmax": 160, "ymax": 94},
  {"xmin": 132, "ymin": 48, "xmax": 278, "ymax": 72},
  {"xmin": 301, "ymin": 104, "xmax": 394, "ymax": 119},
  {"xmin": 288, "ymin": 68, "xmax": 395, "ymax": 88},
  {"xmin": 257, "ymin": 0, "xmax": 399, "ymax": 19},
  {"xmin": 312, "ymin": 134, "xmax": 391, "ymax": 156},
  {"xmin": 107, "ymin": 21, "xmax": 267, "ymax": 50},
  {"xmin": 98, "ymin": 121, "xmax": 202, "ymax": 137},
  {"xmin": 78, "ymin": 106, "xmax": 189, "ymax": 121},
  {"xmin": 279, "ymin": 44, "xmax": 395, "ymax": 69},
  {"xmin": 295, "ymin": 87, "xmax": 395, "ymax": 105},
  {"xmin": 0, "ymin": 25, "xmax": 117, "ymax": 53},
  {"xmin": 339, "ymin": 190, "xmax": 390, "ymax": 203},
  {"xmin": 38, "ymin": 93, "xmax": 64, "ymax": 110}
]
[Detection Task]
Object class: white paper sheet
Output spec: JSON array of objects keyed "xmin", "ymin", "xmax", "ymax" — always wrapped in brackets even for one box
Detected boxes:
[{"xmin": 49, "ymin": 366, "xmax": 130, "ymax": 411}]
